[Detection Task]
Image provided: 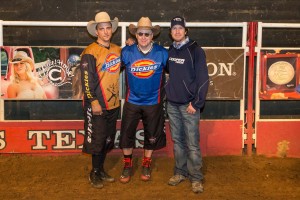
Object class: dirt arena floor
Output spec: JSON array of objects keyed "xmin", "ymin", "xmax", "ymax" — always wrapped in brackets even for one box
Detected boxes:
[{"xmin": 0, "ymin": 154, "xmax": 299, "ymax": 200}]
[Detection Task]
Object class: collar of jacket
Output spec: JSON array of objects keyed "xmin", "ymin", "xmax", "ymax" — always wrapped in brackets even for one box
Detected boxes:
[{"xmin": 172, "ymin": 36, "xmax": 190, "ymax": 49}]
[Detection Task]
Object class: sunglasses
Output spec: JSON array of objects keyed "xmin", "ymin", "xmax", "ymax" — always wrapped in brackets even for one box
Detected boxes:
[
  {"xmin": 11, "ymin": 58, "xmax": 22, "ymax": 62},
  {"xmin": 137, "ymin": 32, "xmax": 152, "ymax": 37}
]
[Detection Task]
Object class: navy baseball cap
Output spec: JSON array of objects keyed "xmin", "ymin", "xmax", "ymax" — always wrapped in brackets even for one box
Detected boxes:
[{"xmin": 170, "ymin": 16, "xmax": 186, "ymax": 29}]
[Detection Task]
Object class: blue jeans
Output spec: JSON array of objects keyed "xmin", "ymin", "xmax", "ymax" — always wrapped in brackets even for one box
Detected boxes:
[{"xmin": 167, "ymin": 102, "xmax": 203, "ymax": 182}]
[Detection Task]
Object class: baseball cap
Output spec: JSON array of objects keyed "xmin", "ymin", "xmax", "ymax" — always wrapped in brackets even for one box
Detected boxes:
[{"xmin": 170, "ymin": 16, "xmax": 186, "ymax": 29}]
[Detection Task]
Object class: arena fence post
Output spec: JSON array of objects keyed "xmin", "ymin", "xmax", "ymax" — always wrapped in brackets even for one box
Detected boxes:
[{"xmin": 244, "ymin": 22, "xmax": 257, "ymax": 156}]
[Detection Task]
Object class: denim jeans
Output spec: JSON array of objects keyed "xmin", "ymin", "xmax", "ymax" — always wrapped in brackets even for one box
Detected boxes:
[{"xmin": 167, "ymin": 102, "xmax": 203, "ymax": 182}]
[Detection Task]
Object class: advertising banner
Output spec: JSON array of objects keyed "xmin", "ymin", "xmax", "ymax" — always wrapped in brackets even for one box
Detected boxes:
[
  {"xmin": 259, "ymin": 49, "xmax": 300, "ymax": 100},
  {"xmin": 1, "ymin": 46, "xmax": 245, "ymax": 100},
  {"xmin": 0, "ymin": 121, "xmax": 146, "ymax": 154},
  {"xmin": 205, "ymin": 48, "xmax": 244, "ymax": 99},
  {"xmin": 1, "ymin": 46, "xmax": 84, "ymax": 99},
  {"xmin": 0, "ymin": 120, "xmax": 243, "ymax": 156}
]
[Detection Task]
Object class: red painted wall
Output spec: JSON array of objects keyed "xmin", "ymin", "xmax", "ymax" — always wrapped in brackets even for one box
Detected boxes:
[
  {"xmin": 0, "ymin": 120, "xmax": 243, "ymax": 156},
  {"xmin": 256, "ymin": 121, "xmax": 300, "ymax": 158}
]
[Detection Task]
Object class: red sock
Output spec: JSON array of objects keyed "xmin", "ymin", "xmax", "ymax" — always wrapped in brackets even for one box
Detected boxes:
[{"xmin": 142, "ymin": 156, "xmax": 151, "ymax": 167}]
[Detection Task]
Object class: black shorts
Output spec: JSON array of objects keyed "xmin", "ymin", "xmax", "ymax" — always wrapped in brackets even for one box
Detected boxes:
[
  {"xmin": 82, "ymin": 106, "xmax": 120, "ymax": 155},
  {"xmin": 120, "ymin": 102, "xmax": 166, "ymax": 150}
]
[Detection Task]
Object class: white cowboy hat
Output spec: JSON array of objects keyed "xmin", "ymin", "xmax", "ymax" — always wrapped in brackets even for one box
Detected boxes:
[
  {"xmin": 129, "ymin": 17, "xmax": 160, "ymax": 36},
  {"xmin": 10, "ymin": 51, "xmax": 35, "ymax": 71},
  {"xmin": 87, "ymin": 12, "xmax": 119, "ymax": 37}
]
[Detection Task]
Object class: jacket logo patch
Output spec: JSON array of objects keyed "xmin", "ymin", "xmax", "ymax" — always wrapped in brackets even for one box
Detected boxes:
[
  {"xmin": 169, "ymin": 57, "xmax": 185, "ymax": 64},
  {"xmin": 130, "ymin": 59, "xmax": 158, "ymax": 78},
  {"xmin": 102, "ymin": 53, "xmax": 121, "ymax": 73}
]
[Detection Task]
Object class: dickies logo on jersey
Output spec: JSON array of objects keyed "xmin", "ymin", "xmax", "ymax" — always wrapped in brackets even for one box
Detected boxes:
[
  {"xmin": 101, "ymin": 53, "xmax": 121, "ymax": 73},
  {"xmin": 130, "ymin": 59, "xmax": 158, "ymax": 78}
]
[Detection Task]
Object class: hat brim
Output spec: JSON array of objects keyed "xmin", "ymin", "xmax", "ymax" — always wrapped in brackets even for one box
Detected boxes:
[
  {"xmin": 10, "ymin": 57, "xmax": 35, "ymax": 72},
  {"xmin": 128, "ymin": 24, "xmax": 160, "ymax": 37},
  {"xmin": 87, "ymin": 17, "xmax": 119, "ymax": 37}
]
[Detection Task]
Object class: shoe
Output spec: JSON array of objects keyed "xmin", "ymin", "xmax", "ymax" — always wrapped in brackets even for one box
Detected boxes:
[
  {"xmin": 89, "ymin": 169, "xmax": 103, "ymax": 189},
  {"xmin": 192, "ymin": 181, "xmax": 204, "ymax": 193},
  {"xmin": 140, "ymin": 157, "xmax": 151, "ymax": 181},
  {"xmin": 119, "ymin": 158, "xmax": 132, "ymax": 184},
  {"xmin": 168, "ymin": 174, "xmax": 186, "ymax": 186},
  {"xmin": 99, "ymin": 170, "xmax": 115, "ymax": 182}
]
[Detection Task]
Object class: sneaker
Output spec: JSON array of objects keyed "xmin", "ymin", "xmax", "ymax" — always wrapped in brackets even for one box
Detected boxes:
[
  {"xmin": 140, "ymin": 157, "xmax": 151, "ymax": 181},
  {"xmin": 192, "ymin": 181, "xmax": 204, "ymax": 193},
  {"xmin": 99, "ymin": 170, "xmax": 115, "ymax": 182},
  {"xmin": 168, "ymin": 174, "xmax": 186, "ymax": 186},
  {"xmin": 119, "ymin": 158, "xmax": 132, "ymax": 184},
  {"xmin": 89, "ymin": 169, "xmax": 103, "ymax": 189}
]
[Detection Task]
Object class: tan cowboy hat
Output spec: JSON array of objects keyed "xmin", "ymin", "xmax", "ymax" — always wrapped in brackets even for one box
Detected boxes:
[
  {"xmin": 10, "ymin": 51, "xmax": 35, "ymax": 71},
  {"xmin": 87, "ymin": 12, "xmax": 119, "ymax": 37},
  {"xmin": 129, "ymin": 17, "xmax": 160, "ymax": 36}
]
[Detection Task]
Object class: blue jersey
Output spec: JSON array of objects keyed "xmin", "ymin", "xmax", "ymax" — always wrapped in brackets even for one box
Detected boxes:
[{"xmin": 121, "ymin": 43, "xmax": 168, "ymax": 105}]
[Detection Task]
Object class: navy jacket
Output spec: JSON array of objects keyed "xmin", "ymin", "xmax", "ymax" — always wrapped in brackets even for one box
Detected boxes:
[{"xmin": 165, "ymin": 40, "xmax": 209, "ymax": 110}]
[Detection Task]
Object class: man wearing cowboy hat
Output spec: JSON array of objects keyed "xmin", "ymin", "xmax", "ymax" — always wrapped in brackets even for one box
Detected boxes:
[
  {"xmin": 80, "ymin": 11, "xmax": 121, "ymax": 189},
  {"xmin": 119, "ymin": 17, "xmax": 168, "ymax": 183}
]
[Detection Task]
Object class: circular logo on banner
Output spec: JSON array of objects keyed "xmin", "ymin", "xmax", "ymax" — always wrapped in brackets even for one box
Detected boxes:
[
  {"xmin": 268, "ymin": 61, "xmax": 295, "ymax": 85},
  {"xmin": 131, "ymin": 59, "xmax": 157, "ymax": 78},
  {"xmin": 38, "ymin": 59, "xmax": 72, "ymax": 87}
]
